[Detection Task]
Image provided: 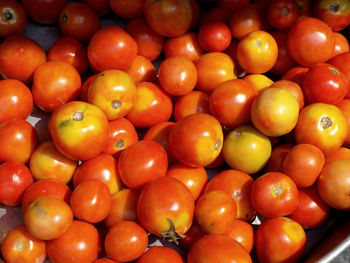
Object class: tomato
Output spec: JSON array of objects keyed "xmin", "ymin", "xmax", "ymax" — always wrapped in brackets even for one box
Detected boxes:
[
  {"xmin": 328, "ymin": 52, "xmax": 350, "ymax": 98},
  {"xmin": 336, "ymin": 99, "xmax": 350, "ymax": 146},
  {"xmin": 264, "ymin": 144, "xmax": 294, "ymax": 172},
  {"xmin": 0, "ymin": 79, "xmax": 33, "ymax": 123},
  {"xmin": 229, "ymin": 5, "xmax": 261, "ymax": 40},
  {"xmin": 88, "ymin": 70, "xmax": 136, "ymax": 120},
  {"xmin": 199, "ymin": 7, "xmax": 232, "ymax": 26},
  {"xmin": 289, "ymin": 186, "xmax": 330, "ymax": 229},
  {"xmin": 104, "ymin": 221, "xmax": 148, "ymax": 262},
  {"xmin": 1, "ymin": 225, "xmax": 46, "ymax": 263},
  {"xmin": 325, "ymin": 147, "xmax": 350, "ymax": 163},
  {"xmin": 126, "ymin": 17, "xmax": 165, "ymax": 62},
  {"xmin": 243, "ymin": 73, "xmax": 274, "ymax": 93},
  {"xmin": 137, "ymin": 176, "xmax": 194, "ymax": 240},
  {"xmin": 187, "ymin": 234, "xmax": 252, "ymax": 263},
  {"xmin": 195, "ymin": 52, "xmax": 236, "ymax": 93},
  {"xmin": 29, "ymin": 140, "xmax": 77, "ymax": 184},
  {"xmin": 110, "ymin": 0, "xmax": 145, "ymax": 18},
  {"xmin": 127, "ymin": 55, "xmax": 157, "ymax": 84},
  {"xmin": 295, "ymin": 0, "xmax": 312, "ymax": 18},
  {"xmin": 0, "ymin": 35, "xmax": 46, "ymax": 84},
  {"xmin": 24, "ymin": 196, "xmax": 73, "ymax": 240},
  {"xmin": 255, "ymin": 217, "xmax": 306, "ymax": 263},
  {"xmin": 294, "ymin": 103, "xmax": 348, "ymax": 156},
  {"xmin": 81, "ymin": 0, "xmax": 111, "ymax": 16},
  {"xmin": 251, "ymin": 172, "xmax": 299, "ymax": 218},
  {"xmin": 48, "ymin": 37, "xmax": 89, "ymax": 76},
  {"xmin": 104, "ymin": 188, "xmax": 140, "ymax": 229},
  {"xmin": 224, "ymin": 219, "xmax": 254, "ymax": 253},
  {"xmin": 180, "ymin": 221, "xmax": 205, "ymax": 250},
  {"xmin": 189, "ymin": 0, "xmax": 200, "ymax": 29},
  {"xmin": 32, "ymin": 61, "xmax": 81, "ymax": 112},
  {"xmin": 49, "ymin": 101, "xmax": 109, "ymax": 161},
  {"xmin": 137, "ymin": 246, "xmax": 184, "ymax": 263},
  {"xmin": 218, "ymin": 0, "xmax": 250, "ymax": 10},
  {"xmin": 237, "ymin": 30, "xmax": 278, "ymax": 74},
  {"xmin": 0, "ymin": 0, "xmax": 26, "ymax": 39},
  {"xmin": 267, "ymin": 0, "xmax": 299, "ymax": 29},
  {"xmin": 93, "ymin": 259, "xmax": 119, "ymax": 263},
  {"xmin": 173, "ymin": 90, "xmax": 210, "ymax": 122},
  {"xmin": 144, "ymin": 0, "xmax": 192, "ymax": 37},
  {"xmin": 103, "ymin": 117, "xmax": 138, "ymax": 158},
  {"xmin": 333, "ymin": 32, "xmax": 350, "ymax": 57},
  {"xmin": 209, "ymin": 79, "xmax": 257, "ymax": 127},
  {"xmin": 269, "ymin": 79, "xmax": 305, "ymax": 110},
  {"xmin": 223, "ymin": 125, "xmax": 272, "ymax": 174},
  {"xmin": 118, "ymin": 140, "xmax": 168, "ymax": 190},
  {"xmin": 281, "ymin": 65, "xmax": 309, "ymax": 86},
  {"xmin": 158, "ymin": 56, "xmax": 197, "ymax": 96},
  {"xmin": 318, "ymin": 159, "xmax": 350, "ymax": 210},
  {"xmin": 21, "ymin": 178, "xmax": 72, "ymax": 214},
  {"xmin": 198, "ymin": 22, "xmax": 232, "ymax": 52},
  {"xmin": 0, "ymin": 119, "xmax": 38, "ymax": 164},
  {"xmin": 126, "ymin": 82, "xmax": 173, "ymax": 128},
  {"xmin": 251, "ymin": 87, "xmax": 299, "ymax": 137},
  {"xmin": 0, "ymin": 162, "xmax": 33, "ymax": 206},
  {"xmin": 287, "ymin": 17, "xmax": 335, "ymax": 66},
  {"xmin": 88, "ymin": 25, "xmax": 138, "ymax": 72},
  {"xmin": 169, "ymin": 113, "xmax": 223, "ymax": 167},
  {"xmin": 21, "ymin": 0, "xmax": 67, "ymax": 24},
  {"xmin": 47, "ymin": 220, "xmax": 101, "ymax": 263},
  {"xmin": 80, "ymin": 74, "xmax": 97, "ymax": 102}
]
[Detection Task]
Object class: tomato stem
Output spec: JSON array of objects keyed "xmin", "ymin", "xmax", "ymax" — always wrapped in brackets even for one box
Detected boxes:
[{"xmin": 160, "ymin": 218, "xmax": 185, "ymax": 245}]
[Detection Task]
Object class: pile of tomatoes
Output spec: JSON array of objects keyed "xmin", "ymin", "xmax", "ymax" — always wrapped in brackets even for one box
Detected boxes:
[{"xmin": 0, "ymin": 0, "xmax": 350, "ymax": 262}]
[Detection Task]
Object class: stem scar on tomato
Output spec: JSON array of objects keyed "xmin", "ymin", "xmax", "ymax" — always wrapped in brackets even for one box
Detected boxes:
[
  {"xmin": 329, "ymin": 2, "xmax": 340, "ymax": 13},
  {"xmin": 14, "ymin": 242, "xmax": 24, "ymax": 251},
  {"xmin": 115, "ymin": 139, "xmax": 125, "ymax": 149},
  {"xmin": 272, "ymin": 185, "xmax": 284, "ymax": 197},
  {"xmin": 214, "ymin": 138, "xmax": 222, "ymax": 151},
  {"xmin": 111, "ymin": 99, "xmax": 122, "ymax": 109},
  {"xmin": 320, "ymin": 116, "xmax": 333, "ymax": 129},
  {"xmin": 2, "ymin": 9, "xmax": 14, "ymax": 21},
  {"xmin": 160, "ymin": 218, "xmax": 186, "ymax": 245}
]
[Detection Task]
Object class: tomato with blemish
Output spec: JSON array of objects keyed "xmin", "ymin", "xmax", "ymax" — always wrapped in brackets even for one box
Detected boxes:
[{"xmin": 0, "ymin": 0, "xmax": 27, "ymax": 39}]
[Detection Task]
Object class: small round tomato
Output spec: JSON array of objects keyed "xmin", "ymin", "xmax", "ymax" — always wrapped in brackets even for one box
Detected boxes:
[
  {"xmin": 281, "ymin": 65, "xmax": 309, "ymax": 86},
  {"xmin": 88, "ymin": 70, "xmax": 136, "ymax": 120},
  {"xmin": 127, "ymin": 55, "xmax": 157, "ymax": 84},
  {"xmin": 0, "ymin": 0, "xmax": 27, "ymax": 39},
  {"xmin": 32, "ymin": 61, "xmax": 81, "ymax": 112},
  {"xmin": 105, "ymin": 221, "xmax": 148, "ymax": 262},
  {"xmin": 267, "ymin": 0, "xmax": 299, "ymax": 29},
  {"xmin": 88, "ymin": 25, "xmax": 138, "ymax": 72},
  {"xmin": 198, "ymin": 22, "xmax": 232, "ymax": 52},
  {"xmin": 110, "ymin": 0, "xmax": 144, "ymax": 18},
  {"xmin": 333, "ymin": 32, "xmax": 350, "ymax": 57},
  {"xmin": 223, "ymin": 125, "xmax": 272, "ymax": 174},
  {"xmin": 0, "ymin": 79, "xmax": 33, "ymax": 123},
  {"xmin": 251, "ymin": 172, "xmax": 299, "ymax": 218},
  {"xmin": 48, "ymin": 36, "xmax": 89, "ymax": 76},
  {"xmin": 49, "ymin": 101, "xmax": 109, "ymax": 161},
  {"xmin": 264, "ymin": 144, "xmax": 294, "ymax": 172},
  {"xmin": 1, "ymin": 225, "xmax": 46, "ymax": 263},
  {"xmin": 256, "ymin": 217, "xmax": 306, "ymax": 263},
  {"xmin": 137, "ymin": 246, "xmax": 184, "ymax": 263},
  {"xmin": 80, "ymin": 74, "xmax": 97, "ymax": 102},
  {"xmin": 326, "ymin": 147, "xmax": 350, "ymax": 163},
  {"xmin": 328, "ymin": 52, "xmax": 350, "ymax": 98},
  {"xmin": 242, "ymin": 73, "xmax": 274, "ymax": 93},
  {"xmin": 269, "ymin": 79, "xmax": 305, "ymax": 110},
  {"xmin": 169, "ymin": 113, "xmax": 223, "ymax": 167},
  {"xmin": 81, "ymin": 0, "xmax": 111, "ymax": 16},
  {"xmin": 0, "ymin": 35, "xmax": 46, "ymax": 84},
  {"xmin": 24, "ymin": 196, "xmax": 73, "ymax": 240},
  {"xmin": 104, "ymin": 188, "xmax": 140, "ymax": 229},
  {"xmin": 47, "ymin": 220, "xmax": 100, "ymax": 263},
  {"xmin": 224, "ymin": 219, "xmax": 254, "ymax": 253},
  {"xmin": 21, "ymin": 0, "xmax": 67, "ymax": 24},
  {"xmin": 0, "ymin": 119, "xmax": 38, "ymax": 164}
]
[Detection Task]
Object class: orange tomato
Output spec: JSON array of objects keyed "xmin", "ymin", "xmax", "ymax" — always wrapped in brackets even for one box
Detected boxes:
[{"xmin": 126, "ymin": 55, "xmax": 157, "ymax": 84}]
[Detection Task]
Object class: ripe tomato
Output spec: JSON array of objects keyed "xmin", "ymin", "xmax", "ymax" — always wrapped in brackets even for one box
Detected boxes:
[
  {"xmin": 198, "ymin": 22, "xmax": 232, "ymax": 52},
  {"xmin": 0, "ymin": 0, "xmax": 27, "ymax": 39},
  {"xmin": 81, "ymin": 0, "xmax": 111, "ymax": 16},
  {"xmin": 0, "ymin": 119, "xmax": 38, "ymax": 164},
  {"xmin": 88, "ymin": 25, "xmax": 138, "ymax": 72},
  {"xmin": 49, "ymin": 101, "xmax": 109, "ymax": 161},
  {"xmin": 1, "ymin": 225, "xmax": 46, "ymax": 263},
  {"xmin": 21, "ymin": 0, "xmax": 67, "ymax": 24},
  {"xmin": 269, "ymin": 79, "xmax": 305, "ymax": 110},
  {"xmin": 267, "ymin": 0, "xmax": 299, "ymax": 29},
  {"xmin": 105, "ymin": 221, "xmax": 148, "ymax": 262},
  {"xmin": 88, "ymin": 70, "xmax": 136, "ymax": 120},
  {"xmin": 79, "ymin": 74, "xmax": 97, "ymax": 102},
  {"xmin": 180, "ymin": 221, "xmax": 205, "ymax": 250},
  {"xmin": 127, "ymin": 55, "xmax": 157, "ymax": 83},
  {"xmin": 0, "ymin": 35, "xmax": 46, "ymax": 84},
  {"xmin": 0, "ymin": 79, "xmax": 33, "ymax": 123},
  {"xmin": 29, "ymin": 140, "xmax": 77, "ymax": 184},
  {"xmin": 255, "ymin": 217, "xmax": 306, "ymax": 263},
  {"xmin": 169, "ymin": 113, "xmax": 223, "ymax": 167},
  {"xmin": 137, "ymin": 246, "xmax": 184, "ymax": 263},
  {"xmin": 251, "ymin": 172, "xmax": 299, "ymax": 218},
  {"xmin": 217, "ymin": 0, "xmax": 250, "ymax": 10},
  {"xmin": 328, "ymin": 52, "xmax": 350, "ymax": 98},
  {"xmin": 281, "ymin": 65, "xmax": 309, "ymax": 86},
  {"xmin": 47, "ymin": 220, "xmax": 101, "ymax": 263},
  {"xmin": 242, "ymin": 73, "xmax": 274, "ymax": 93},
  {"xmin": 295, "ymin": 0, "xmax": 312, "ymax": 18},
  {"xmin": 109, "ymin": 0, "xmax": 145, "ymax": 18},
  {"xmin": 199, "ymin": 7, "xmax": 232, "ymax": 26},
  {"xmin": 337, "ymin": 99, "xmax": 350, "ymax": 146},
  {"xmin": 24, "ymin": 196, "xmax": 73, "ymax": 240},
  {"xmin": 326, "ymin": 147, "xmax": 350, "ymax": 163},
  {"xmin": 264, "ymin": 144, "xmax": 294, "ymax": 172},
  {"xmin": 224, "ymin": 219, "xmax": 254, "ymax": 253},
  {"xmin": 93, "ymin": 259, "xmax": 118, "ymax": 263},
  {"xmin": 144, "ymin": 0, "xmax": 192, "ymax": 37},
  {"xmin": 32, "ymin": 61, "xmax": 81, "ymax": 112},
  {"xmin": 333, "ymin": 32, "xmax": 350, "ymax": 57}
]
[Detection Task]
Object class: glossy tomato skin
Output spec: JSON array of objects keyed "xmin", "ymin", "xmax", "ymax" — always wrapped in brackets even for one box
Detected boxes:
[
  {"xmin": 47, "ymin": 220, "xmax": 101, "ymax": 263},
  {"xmin": 0, "ymin": 162, "xmax": 33, "ymax": 206},
  {"xmin": 281, "ymin": 65, "xmax": 309, "ymax": 86},
  {"xmin": 326, "ymin": 147, "xmax": 350, "ymax": 163},
  {"xmin": 0, "ymin": 119, "xmax": 38, "ymax": 164},
  {"xmin": 88, "ymin": 25, "xmax": 138, "ymax": 72},
  {"xmin": 93, "ymin": 259, "xmax": 119, "ymax": 263},
  {"xmin": 81, "ymin": 0, "xmax": 111, "ymax": 16},
  {"xmin": 137, "ymin": 246, "xmax": 184, "ymax": 263},
  {"xmin": 1, "ymin": 225, "xmax": 46, "ymax": 263},
  {"xmin": 49, "ymin": 101, "xmax": 109, "ymax": 161},
  {"xmin": 21, "ymin": 0, "xmax": 67, "ymax": 24},
  {"xmin": 328, "ymin": 52, "xmax": 350, "ymax": 98},
  {"xmin": 337, "ymin": 99, "xmax": 350, "ymax": 146},
  {"xmin": 224, "ymin": 219, "xmax": 254, "ymax": 253},
  {"xmin": 0, "ymin": 79, "xmax": 33, "ymax": 123},
  {"xmin": 127, "ymin": 55, "xmax": 157, "ymax": 84},
  {"xmin": 80, "ymin": 74, "xmax": 97, "ymax": 102},
  {"xmin": 267, "ymin": 0, "xmax": 300, "ymax": 29},
  {"xmin": 333, "ymin": 32, "xmax": 350, "ymax": 57},
  {"xmin": 269, "ymin": 79, "xmax": 305, "ymax": 110},
  {"xmin": 242, "ymin": 73, "xmax": 274, "ymax": 93},
  {"xmin": 0, "ymin": 0, "xmax": 27, "ymax": 39},
  {"xmin": 265, "ymin": 144, "xmax": 294, "ymax": 173},
  {"xmin": 255, "ymin": 217, "xmax": 306, "ymax": 263},
  {"xmin": 169, "ymin": 113, "xmax": 223, "ymax": 167},
  {"xmin": 198, "ymin": 22, "xmax": 232, "ymax": 52},
  {"xmin": 110, "ymin": 0, "xmax": 144, "ymax": 18}
]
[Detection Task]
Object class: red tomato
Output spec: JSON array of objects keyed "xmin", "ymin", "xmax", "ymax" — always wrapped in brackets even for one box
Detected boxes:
[
  {"xmin": 144, "ymin": 0, "xmax": 192, "ymax": 37},
  {"xmin": 224, "ymin": 219, "xmax": 254, "ymax": 253},
  {"xmin": 217, "ymin": 0, "xmax": 250, "ymax": 10},
  {"xmin": 32, "ymin": 61, "xmax": 81, "ymax": 112},
  {"xmin": 251, "ymin": 172, "xmax": 299, "ymax": 218},
  {"xmin": 333, "ymin": 32, "xmax": 350, "ymax": 57},
  {"xmin": 264, "ymin": 144, "xmax": 294, "ymax": 172},
  {"xmin": 0, "ymin": 35, "xmax": 46, "ymax": 84},
  {"xmin": 0, "ymin": 162, "xmax": 33, "ymax": 206},
  {"xmin": 137, "ymin": 246, "xmax": 184, "ymax": 263},
  {"xmin": 189, "ymin": 0, "xmax": 200, "ymax": 29},
  {"xmin": 127, "ymin": 55, "xmax": 157, "ymax": 84},
  {"xmin": 198, "ymin": 22, "xmax": 232, "ymax": 52},
  {"xmin": 93, "ymin": 259, "xmax": 119, "ymax": 263},
  {"xmin": 47, "ymin": 220, "xmax": 101, "ymax": 263},
  {"xmin": 21, "ymin": 0, "xmax": 67, "ymax": 24},
  {"xmin": 88, "ymin": 25, "xmax": 138, "ymax": 72},
  {"xmin": 326, "ymin": 147, "xmax": 350, "ymax": 163},
  {"xmin": 255, "ymin": 217, "xmax": 306, "ymax": 263},
  {"xmin": 0, "ymin": 79, "xmax": 33, "ymax": 123},
  {"xmin": 0, "ymin": 119, "xmax": 38, "ymax": 164},
  {"xmin": 267, "ymin": 0, "xmax": 299, "ymax": 29},
  {"xmin": 81, "ymin": 0, "xmax": 111, "ymax": 16},
  {"xmin": 180, "ymin": 221, "xmax": 205, "ymax": 250},
  {"xmin": 199, "ymin": 7, "xmax": 232, "ymax": 26},
  {"xmin": 295, "ymin": 0, "xmax": 312, "ymax": 18},
  {"xmin": 188, "ymin": 234, "xmax": 252, "ymax": 263},
  {"xmin": 269, "ymin": 79, "xmax": 305, "ymax": 110},
  {"xmin": 79, "ymin": 74, "xmax": 97, "ymax": 102},
  {"xmin": 118, "ymin": 140, "xmax": 168, "ymax": 190},
  {"xmin": 110, "ymin": 0, "xmax": 145, "ymax": 18},
  {"xmin": 281, "ymin": 65, "xmax": 309, "ymax": 86},
  {"xmin": 1, "ymin": 225, "xmax": 46, "ymax": 263},
  {"xmin": 328, "ymin": 52, "xmax": 350, "ymax": 98},
  {"xmin": 337, "ymin": 99, "xmax": 350, "ymax": 146},
  {"xmin": 104, "ymin": 221, "xmax": 148, "ymax": 262},
  {"xmin": 0, "ymin": 0, "xmax": 27, "ymax": 39}
]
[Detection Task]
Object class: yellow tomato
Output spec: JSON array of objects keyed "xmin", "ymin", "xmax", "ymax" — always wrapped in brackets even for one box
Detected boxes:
[{"xmin": 243, "ymin": 73, "xmax": 273, "ymax": 93}]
